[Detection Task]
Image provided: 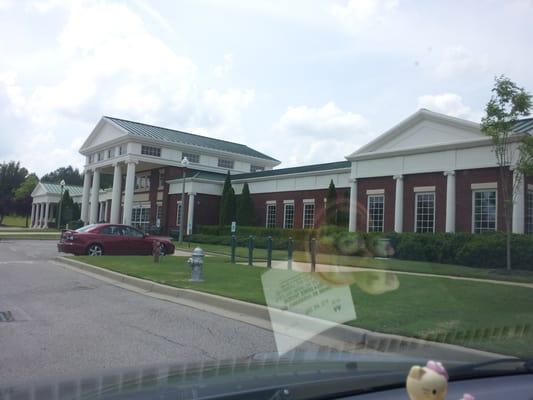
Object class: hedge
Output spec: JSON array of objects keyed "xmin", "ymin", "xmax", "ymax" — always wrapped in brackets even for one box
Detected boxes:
[{"xmin": 191, "ymin": 225, "xmax": 533, "ymax": 270}]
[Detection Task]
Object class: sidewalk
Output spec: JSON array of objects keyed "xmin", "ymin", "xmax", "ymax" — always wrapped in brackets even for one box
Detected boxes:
[{"xmin": 234, "ymin": 259, "xmax": 533, "ymax": 289}]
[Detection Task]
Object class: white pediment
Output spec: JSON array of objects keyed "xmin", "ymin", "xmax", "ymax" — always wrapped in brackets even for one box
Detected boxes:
[
  {"xmin": 79, "ymin": 117, "xmax": 128, "ymax": 153},
  {"xmin": 347, "ymin": 109, "xmax": 484, "ymax": 158},
  {"xmin": 31, "ymin": 182, "xmax": 46, "ymax": 197}
]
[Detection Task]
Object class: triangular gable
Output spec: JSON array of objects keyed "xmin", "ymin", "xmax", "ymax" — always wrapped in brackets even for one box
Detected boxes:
[
  {"xmin": 79, "ymin": 117, "xmax": 129, "ymax": 153},
  {"xmin": 347, "ymin": 109, "xmax": 484, "ymax": 158},
  {"xmin": 31, "ymin": 182, "xmax": 47, "ymax": 197}
]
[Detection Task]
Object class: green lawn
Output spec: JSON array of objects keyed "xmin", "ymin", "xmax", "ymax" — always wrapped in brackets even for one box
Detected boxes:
[
  {"xmin": 75, "ymin": 255, "xmax": 533, "ymax": 357},
  {"xmin": 0, "ymin": 214, "xmax": 30, "ymax": 227},
  {"xmin": 174, "ymin": 241, "xmax": 533, "ymax": 284}
]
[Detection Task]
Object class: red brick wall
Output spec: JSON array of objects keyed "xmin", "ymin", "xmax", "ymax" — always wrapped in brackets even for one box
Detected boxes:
[
  {"xmin": 403, "ymin": 172, "xmax": 447, "ymax": 232},
  {"xmin": 194, "ymin": 194, "xmax": 220, "ymax": 226},
  {"xmin": 455, "ymin": 167, "xmax": 512, "ymax": 233},
  {"xmin": 356, "ymin": 176, "xmax": 395, "ymax": 232},
  {"xmin": 249, "ymin": 189, "xmax": 329, "ymax": 228},
  {"xmin": 525, "ymin": 175, "xmax": 533, "ymax": 234}
]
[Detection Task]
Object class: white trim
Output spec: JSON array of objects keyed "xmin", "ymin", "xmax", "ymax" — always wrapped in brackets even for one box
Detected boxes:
[
  {"xmin": 471, "ymin": 189, "xmax": 498, "ymax": 233},
  {"xmin": 414, "ymin": 192, "xmax": 436, "ymax": 233},
  {"xmin": 366, "ymin": 189, "xmax": 385, "ymax": 195},
  {"xmin": 231, "ymin": 168, "xmax": 351, "ymax": 183},
  {"xmin": 283, "ymin": 202, "xmax": 295, "ymax": 229},
  {"xmin": 471, "ymin": 182, "xmax": 497, "ymax": 190},
  {"xmin": 366, "ymin": 194, "xmax": 385, "ymax": 233},
  {"xmin": 265, "ymin": 203, "xmax": 276, "ymax": 228},
  {"xmin": 266, "ymin": 200, "xmax": 276, "ymax": 205},
  {"xmin": 303, "ymin": 198, "xmax": 315, "ymax": 203},
  {"xmin": 302, "ymin": 202, "xmax": 315, "ymax": 229},
  {"xmin": 413, "ymin": 186, "xmax": 436, "ymax": 193}
]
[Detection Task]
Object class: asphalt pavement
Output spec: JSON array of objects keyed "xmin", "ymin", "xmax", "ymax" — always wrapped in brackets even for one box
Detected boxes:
[{"xmin": 0, "ymin": 240, "xmax": 295, "ymax": 386}]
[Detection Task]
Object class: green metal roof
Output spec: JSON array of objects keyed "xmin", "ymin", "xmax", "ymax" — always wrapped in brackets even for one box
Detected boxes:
[
  {"xmin": 105, "ymin": 116, "xmax": 279, "ymax": 162},
  {"xmin": 232, "ymin": 160, "xmax": 351, "ymax": 181},
  {"xmin": 40, "ymin": 182, "xmax": 83, "ymax": 196},
  {"xmin": 513, "ymin": 118, "xmax": 533, "ymax": 134}
]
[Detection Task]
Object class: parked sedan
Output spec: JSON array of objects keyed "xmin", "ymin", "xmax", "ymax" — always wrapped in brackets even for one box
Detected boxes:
[{"xmin": 57, "ymin": 224, "xmax": 175, "ymax": 256}]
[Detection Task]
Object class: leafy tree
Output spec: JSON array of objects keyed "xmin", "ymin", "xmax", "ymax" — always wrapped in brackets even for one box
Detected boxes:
[
  {"xmin": 58, "ymin": 189, "xmax": 80, "ymax": 228},
  {"xmin": 481, "ymin": 75, "xmax": 533, "ymax": 270},
  {"xmin": 41, "ymin": 166, "xmax": 83, "ymax": 186},
  {"xmin": 14, "ymin": 173, "xmax": 38, "ymax": 227},
  {"xmin": 325, "ymin": 180, "xmax": 338, "ymax": 225},
  {"xmin": 219, "ymin": 171, "xmax": 236, "ymax": 226},
  {"xmin": 236, "ymin": 182, "xmax": 255, "ymax": 226},
  {"xmin": 0, "ymin": 161, "xmax": 28, "ymax": 224}
]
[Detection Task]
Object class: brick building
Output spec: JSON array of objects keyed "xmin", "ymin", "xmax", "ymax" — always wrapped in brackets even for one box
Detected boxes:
[{"xmin": 31, "ymin": 109, "xmax": 533, "ymax": 234}]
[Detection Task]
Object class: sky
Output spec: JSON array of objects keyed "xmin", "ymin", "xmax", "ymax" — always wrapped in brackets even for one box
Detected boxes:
[{"xmin": 1, "ymin": 0, "xmax": 532, "ymax": 177}]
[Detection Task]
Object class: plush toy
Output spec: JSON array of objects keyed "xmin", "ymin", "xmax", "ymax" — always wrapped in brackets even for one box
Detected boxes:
[
  {"xmin": 406, "ymin": 360, "xmax": 449, "ymax": 400},
  {"xmin": 406, "ymin": 361, "xmax": 475, "ymax": 400}
]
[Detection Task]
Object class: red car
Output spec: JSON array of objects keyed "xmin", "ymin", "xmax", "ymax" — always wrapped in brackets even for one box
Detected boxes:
[{"xmin": 57, "ymin": 224, "xmax": 175, "ymax": 256}]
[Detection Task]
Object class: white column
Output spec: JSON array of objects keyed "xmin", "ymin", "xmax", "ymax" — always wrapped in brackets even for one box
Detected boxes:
[
  {"xmin": 122, "ymin": 161, "xmax": 136, "ymax": 225},
  {"xmin": 512, "ymin": 169, "xmax": 525, "ymax": 234},
  {"xmin": 44, "ymin": 202, "xmax": 50, "ymax": 228},
  {"xmin": 394, "ymin": 175, "xmax": 404, "ymax": 232},
  {"xmin": 102, "ymin": 200, "xmax": 108, "ymax": 223},
  {"xmin": 348, "ymin": 178, "xmax": 358, "ymax": 232},
  {"xmin": 30, "ymin": 203, "xmax": 36, "ymax": 228},
  {"xmin": 186, "ymin": 193, "xmax": 195, "ymax": 235},
  {"xmin": 110, "ymin": 163, "xmax": 122, "ymax": 224},
  {"xmin": 444, "ymin": 171, "xmax": 456, "ymax": 233},
  {"xmin": 33, "ymin": 203, "xmax": 39, "ymax": 228},
  {"xmin": 81, "ymin": 170, "xmax": 92, "ymax": 224},
  {"xmin": 38, "ymin": 203, "xmax": 44, "ymax": 228},
  {"xmin": 89, "ymin": 169, "xmax": 101, "ymax": 224},
  {"xmin": 98, "ymin": 202, "xmax": 104, "ymax": 222}
]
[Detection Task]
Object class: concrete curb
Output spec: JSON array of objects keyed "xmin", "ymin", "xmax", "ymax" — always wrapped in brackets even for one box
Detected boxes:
[{"xmin": 54, "ymin": 256, "xmax": 506, "ymax": 362}]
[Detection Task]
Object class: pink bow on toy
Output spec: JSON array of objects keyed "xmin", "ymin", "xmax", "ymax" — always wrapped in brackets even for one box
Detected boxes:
[
  {"xmin": 460, "ymin": 394, "xmax": 475, "ymax": 400},
  {"xmin": 425, "ymin": 360, "xmax": 449, "ymax": 380}
]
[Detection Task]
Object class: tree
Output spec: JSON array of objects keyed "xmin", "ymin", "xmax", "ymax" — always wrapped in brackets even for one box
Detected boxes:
[
  {"xmin": 219, "ymin": 171, "xmax": 236, "ymax": 226},
  {"xmin": 325, "ymin": 179, "xmax": 338, "ymax": 225},
  {"xmin": 58, "ymin": 189, "xmax": 80, "ymax": 228},
  {"xmin": 14, "ymin": 173, "xmax": 38, "ymax": 227},
  {"xmin": 41, "ymin": 166, "xmax": 83, "ymax": 186},
  {"xmin": 481, "ymin": 75, "xmax": 533, "ymax": 270},
  {"xmin": 0, "ymin": 161, "xmax": 28, "ymax": 224},
  {"xmin": 237, "ymin": 182, "xmax": 255, "ymax": 226}
]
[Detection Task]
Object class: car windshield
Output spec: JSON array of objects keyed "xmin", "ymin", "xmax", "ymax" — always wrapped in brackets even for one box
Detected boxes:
[{"xmin": 1, "ymin": 1, "xmax": 533, "ymax": 399}]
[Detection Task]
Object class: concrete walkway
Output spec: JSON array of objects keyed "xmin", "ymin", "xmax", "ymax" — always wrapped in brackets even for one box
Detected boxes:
[{"xmin": 235, "ymin": 259, "xmax": 533, "ymax": 289}]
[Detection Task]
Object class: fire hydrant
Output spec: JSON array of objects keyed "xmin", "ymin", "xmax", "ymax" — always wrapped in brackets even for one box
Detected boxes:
[
  {"xmin": 187, "ymin": 247, "xmax": 204, "ymax": 282},
  {"xmin": 153, "ymin": 240, "xmax": 161, "ymax": 263}
]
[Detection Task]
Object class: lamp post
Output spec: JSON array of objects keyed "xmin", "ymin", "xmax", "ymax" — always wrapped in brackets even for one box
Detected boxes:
[
  {"xmin": 58, "ymin": 179, "xmax": 66, "ymax": 230},
  {"xmin": 178, "ymin": 157, "xmax": 189, "ymax": 243}
]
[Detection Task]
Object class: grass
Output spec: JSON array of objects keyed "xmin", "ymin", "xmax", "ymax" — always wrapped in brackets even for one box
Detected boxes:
[
  {"xmin": 0, "ymin": 214, "xmax": 30, "ymax": 227},
  {"xmin": 75, "ymin": 254, "xmax": 533, "ymax": 358},
  {"xmin": 174, "ymin": 241, "xmax": 533, "ymax": 284}
]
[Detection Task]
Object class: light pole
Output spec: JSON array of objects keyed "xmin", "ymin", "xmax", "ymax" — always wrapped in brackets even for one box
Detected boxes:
[
  {"xmin": 58, "ymin": 179, "xmax": 66, "ymax": 230},
  {"xmin": 178, "ymin": 157, "xmax": 189, "ymax": 243}
]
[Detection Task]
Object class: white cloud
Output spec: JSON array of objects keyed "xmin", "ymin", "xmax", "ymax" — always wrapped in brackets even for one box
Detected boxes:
[
  {"xmin": 433, "ymin": 45, "xmax": 487, "ymax": 79},
  {"xmin": 331, "ymin": 0, "xmax": 399, "ymax": 34},
  {"xmin": 417, "ymin": 93, "xmax": 481, "ymax": 121},
  {"xmin": 214, "ymin": 53, "xmax": 234, "ymax": 78},
  {"xmin": 277, "ymin": 102, "xmax": 368, "ymax": 137}
]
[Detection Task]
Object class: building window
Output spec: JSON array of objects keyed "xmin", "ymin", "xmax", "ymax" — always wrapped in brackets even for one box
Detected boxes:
[
  {"xmin": 176, "ymin": 202, "xmax": 182, "ymax": 227},
  {"xmin": 528, "ymin": 190, "xmax": 533, "ymax": 234},
  {"xmin": 119, "ymin": 145, "xmax": 125, "ymax": 155},
  {"xmin": 473, "ymin": 190, "xmax": 497, "ymax": 233},
  {"xmin": 415, "ymin": 192, "xmax": 435, "ymax": 233},
  {"xmin": 131, "ymin": 206, "xmax": 150, "ymax": 231},
  {"xmin": 182, "ymin": 152, "xmax": 200, "ymax": 163},
  {"xmin": 88, "ymin": 155, "xmax": 93, "ymax": 164},
  {"xmin": 158, "ymin": 169, "xmax": 165, "ymax": 188},
  {"xmin": 156, "ymin": 205, "xmax": 163, "ymax": 227},
  {"xmin": 283, "ymin": 203, "xmax": 294, "ymax": 229},
  {"xmin": 250, "ymin": 165, "xmax": 264, "ymax": 173},
  {"xmin": 97, "ymin": 151, "xmax": 104, "ymax": 161},
  {"xmin": 141, "ymin": 145, "xmax": 161, "ymax": 157},
  {"xmin": 107, "ymin": 149, "xmax": 113, "ymax": 159},
  {"xmin": 266, "ymin": 203, "xmax": 276, "ymax": 228},
  {"xmin": 218, "ymin": 158, "xmax": 234, "ymax": 169},
  {"xmin": 367, "ymin": 195, "xmax": 384, "ymax": 232},
  {"xmin": 303, "ymin": 202, "xmax": 315, "ymax": 229},
  {"xmin": 135, "ymin": 175, "xmax": 150, "ymax": 190}
]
